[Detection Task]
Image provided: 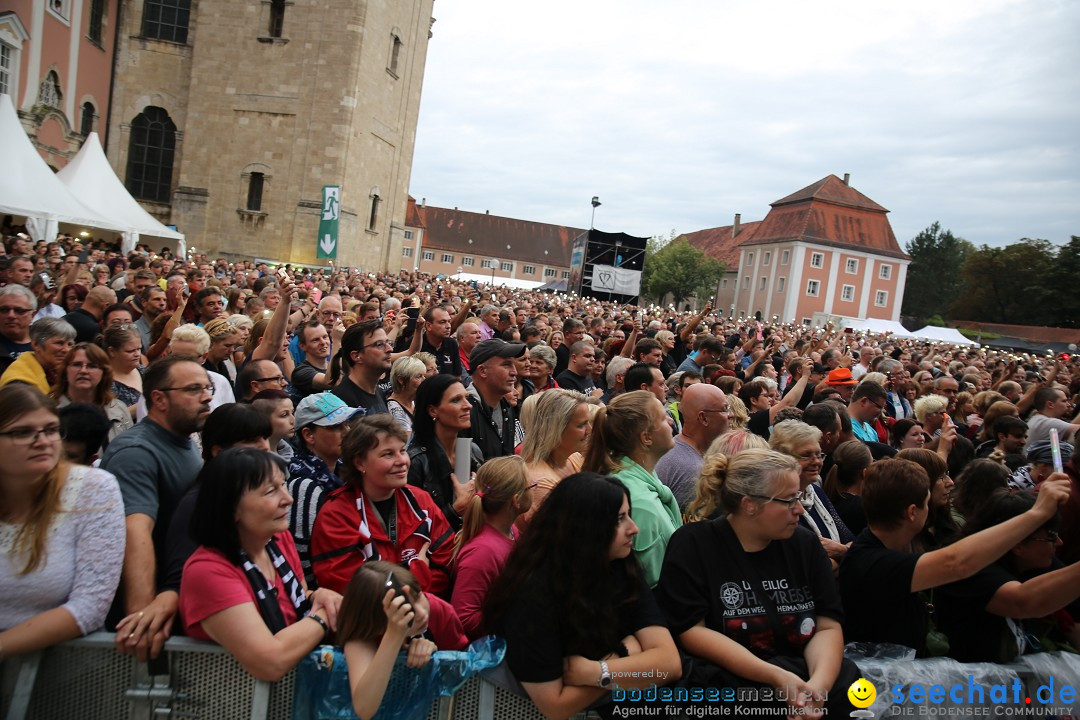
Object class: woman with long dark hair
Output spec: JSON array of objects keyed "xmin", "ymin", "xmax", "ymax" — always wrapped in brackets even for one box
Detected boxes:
[
  {"xmin": 484, "ymin": 472, "xmax": 680, "ymax": 720},
  {"xmin": 407, "ymin": 374, "xmax": 479, "ymax": 531}
]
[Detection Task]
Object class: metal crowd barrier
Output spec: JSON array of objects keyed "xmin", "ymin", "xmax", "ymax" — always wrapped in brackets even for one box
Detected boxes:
[
  {"xmin": 5, "ymin": 632, "xmax": 1077, "ymax": 719},
  {"xmin": 0, "ymin": 632, "xmax": 554, "ymax": 720}
]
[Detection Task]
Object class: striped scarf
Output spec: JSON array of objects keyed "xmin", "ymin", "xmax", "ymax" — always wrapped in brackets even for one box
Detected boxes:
[{"xmin": 239, "ymin": 538, "xmax": 310, "ymax": 633}]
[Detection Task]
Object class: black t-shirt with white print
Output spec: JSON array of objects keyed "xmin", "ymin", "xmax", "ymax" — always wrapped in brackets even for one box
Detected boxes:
[{"xmin": 655, "ymin": 518, "xmax": 843, "ymax": 660}]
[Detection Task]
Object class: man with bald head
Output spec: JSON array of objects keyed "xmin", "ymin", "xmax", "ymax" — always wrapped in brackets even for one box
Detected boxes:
[
  {"xmin": 64, "ymin": 284, "xmax": 117, "ymax": 342},
  {"xmin": 655, "ymin": 383, "xmax": 731, "ymax": 511}
]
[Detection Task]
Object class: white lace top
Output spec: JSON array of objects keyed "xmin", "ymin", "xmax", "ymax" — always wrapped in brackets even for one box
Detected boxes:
[{"xmin": 0, "ymin": 466, "xmax": 125, "ymax": 634}]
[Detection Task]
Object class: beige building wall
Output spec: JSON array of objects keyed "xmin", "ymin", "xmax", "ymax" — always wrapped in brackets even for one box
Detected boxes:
[{"xmin": 106, "ymin": 0, "xmax": 433, "ymax": 269}]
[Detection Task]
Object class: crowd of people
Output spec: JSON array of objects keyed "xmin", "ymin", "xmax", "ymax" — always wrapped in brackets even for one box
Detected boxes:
[{"xmin": 1, "ymin": 232, "xmax": 1079, "ymax": 718}]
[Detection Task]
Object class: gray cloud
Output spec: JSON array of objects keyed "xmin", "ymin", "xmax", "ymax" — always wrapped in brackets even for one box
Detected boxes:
[{"xmin": 410, "ymin": 0, "xmax": 1079, "ymax": 248}]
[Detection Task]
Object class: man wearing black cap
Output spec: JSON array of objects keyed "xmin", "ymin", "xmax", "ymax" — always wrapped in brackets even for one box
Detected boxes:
[{"xmin": 467, "ymin": 338, "xmax": 524, "ymax": 460}]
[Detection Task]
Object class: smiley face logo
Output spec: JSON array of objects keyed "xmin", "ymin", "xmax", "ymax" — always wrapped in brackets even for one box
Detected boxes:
[{"xmin": 847, "ymin": 678, "xmax": 877, "ymax": 709}]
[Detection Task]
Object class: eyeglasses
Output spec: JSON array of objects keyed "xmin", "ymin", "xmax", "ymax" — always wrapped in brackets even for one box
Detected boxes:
[
  {"xmin": 363, "ymin": 339, "xmax": 393, "ymax": 350},
  {"xmin": 319, "ymin": 311, "xmax": 343, "ymax": 319},
  {"xmin": 796, "ymin": 452, "xmax": 826, "ymax": 461},
  {"xmin": 0, "ymin": 423, "xmax": 62, "ymax": 445},
  {"xmin": 254, "ymin": 375, "xmax": 288, "ymax": 385},
  {"xmin": 1025, "ymin": 530, "xmax": 1060, "ymax": 544},
  {"xmin": 69, "ymin": 362, "xmax": 102, "ymax": 371},
  {"xmin": 0, "ymin": 306, "xmax": 33, "ymax": 316},
  {"xmin": 701, "ymin": 407, "xmax": 733, "ymax": 416},
  {"xmin": 158, "ymin": 383, "xmax": 216, "ymax": 396},
  {"xmin": 747, "ymin": 490, "xmax": 806, "ymax": 509}
]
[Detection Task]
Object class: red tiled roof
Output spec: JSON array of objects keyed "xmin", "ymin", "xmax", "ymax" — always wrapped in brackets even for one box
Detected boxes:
[
  {"xmin": 741, "ymin": 175, "xmax": 908, "ymax": 259},
  {"xmin": 405, "ymin": 197, "xmax": 427, "ymax": 230},
  {"xmin": 410, "ymin": 205, "xmax": 585, "ymax": 266},
  {"xmin": 678, "ymin": 221, "xmax": 762, "ymax": 269}
]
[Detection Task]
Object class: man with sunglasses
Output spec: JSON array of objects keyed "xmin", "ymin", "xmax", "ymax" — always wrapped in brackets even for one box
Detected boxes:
[
  {"xmin": 0, "ymin": 284, "xmax": 35, "ymax": 375},
  {"xmin": 100, "ymin": 356, "xmax": 211, "ymax": 663},
  {"xmin": 331, "ymin": 318, "xmax": 390, "ymax": 415}
]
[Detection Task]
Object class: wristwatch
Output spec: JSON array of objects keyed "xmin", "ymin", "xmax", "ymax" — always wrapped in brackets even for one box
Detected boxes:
[{"xmin": 598, "ymin": 660, "xmax": 612, "ymax": 688}]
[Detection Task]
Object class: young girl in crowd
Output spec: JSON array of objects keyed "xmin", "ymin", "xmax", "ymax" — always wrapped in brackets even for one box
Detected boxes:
[
  {"xmin": 823, "ymin": 441, "xmax": 873, "ymax": 535},
  {"xmin": 339, "ymin": 561, "xmax": 467, "ymax": 720},
  {"xmin": 485, "ymin": 472, "xmax": 681, "ymax": 719},
  {"xmin": 452, "ymin": 456, "xmax": 533, "ymax": 640},
  {"xmin": 583, "ymin": 391, "xmax": 681, "ymax": 588}
]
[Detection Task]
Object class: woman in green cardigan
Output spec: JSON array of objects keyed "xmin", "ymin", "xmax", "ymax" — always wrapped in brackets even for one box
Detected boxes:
[{"xmin": 583, "ymin": 390, "xmax": 681, "ymax": 587}]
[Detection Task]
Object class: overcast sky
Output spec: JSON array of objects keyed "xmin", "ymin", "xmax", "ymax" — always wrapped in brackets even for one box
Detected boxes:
[{"xmin": 409, "ymin": 0, "xmax": 1079, "ymax": 250}]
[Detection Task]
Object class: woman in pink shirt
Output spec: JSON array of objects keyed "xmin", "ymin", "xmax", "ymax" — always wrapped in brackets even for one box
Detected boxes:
[{"xmin": 451, "ymin": 456, "xmax": 533, "ymax": 640}]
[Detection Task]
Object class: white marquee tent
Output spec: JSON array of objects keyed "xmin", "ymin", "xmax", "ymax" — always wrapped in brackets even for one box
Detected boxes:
[
  {"xmin": 57, "ymin": 131, "xmax": 185, "ymax": 255},
  {"xmin": 841, "ymin": 317, "xmax": 919, "ymax": 338},
  {"xmin": 0, "ymin": 93, "xmax": 124, "ymax": 240},
  {"xmin": 448, "ymin": 271, "xmax": 544, "ymax": 291},
  {"xmin": 910, "ymin": 325, "xmax": 977, "ymax": 346}
]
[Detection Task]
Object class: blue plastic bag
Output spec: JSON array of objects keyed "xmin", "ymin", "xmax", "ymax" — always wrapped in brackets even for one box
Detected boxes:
[{"xmin": 292, "ymin": 636, "xmax": 506, "ymax": 720}]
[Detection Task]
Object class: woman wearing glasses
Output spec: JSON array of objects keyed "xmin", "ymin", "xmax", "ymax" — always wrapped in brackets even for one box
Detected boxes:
[
  {"xmin": 0, "ymin": 384, "xmax": 125, "ymax": 660},
  {"xmin": 655, "ymin": 448, "xmax": 858, "ymax": 717},
  {"xmin": 769, "ymin": 421, "xmax": 854, "ymax": 567},
  {"xmin": 52, "ymin": 343, "xmax": 133, "ymax": 446},
  {"xmin": 0, "ymin": 318, "xmax": 76, "ymax": 394}
]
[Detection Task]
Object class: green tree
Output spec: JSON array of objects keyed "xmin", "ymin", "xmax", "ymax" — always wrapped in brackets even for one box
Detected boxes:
[
  {"xmin": 901, "ymin": 222, "xmax": 974, "ymax": 321},
  {"xmin": 642, "ymin": 238, "xmax": 725, "ymax": 306},
  {"xmin": 1047, "ymin": 236, "xmax": 1080, "ymax": 328},
  {"xmin": 949, "ymin": 239, "xmax": 1056, "ymax": 324}
]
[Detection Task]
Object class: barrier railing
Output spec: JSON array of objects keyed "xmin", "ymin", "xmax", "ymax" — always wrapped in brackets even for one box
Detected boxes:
[{"xmin": 3, "ymin": 633, "xmax": 1078, "ymax": 720}]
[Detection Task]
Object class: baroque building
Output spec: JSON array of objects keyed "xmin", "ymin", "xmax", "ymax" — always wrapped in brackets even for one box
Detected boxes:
[{"xmin": 105, "ymin": 0, "xmax": 434, "ymax": 268}]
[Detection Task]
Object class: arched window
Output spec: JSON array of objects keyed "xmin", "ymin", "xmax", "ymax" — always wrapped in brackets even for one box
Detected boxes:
[
  {"xmin": 142, "ymin": 0, "xmax": 191, "ymax": 44},
  {"xmin": 80, "ymin": 102, "xmax": 95, "ymax": 135},
  {"xmin": 88, "ymin": 0, "xmax": 106, "ymax": 44},
  {"xmin": 126, "ymin": 106, "xmax": 177, "ymax": 204},
  {"xmin": 38, "ymin": 71, "xmax": 61, "ymax": 108}
]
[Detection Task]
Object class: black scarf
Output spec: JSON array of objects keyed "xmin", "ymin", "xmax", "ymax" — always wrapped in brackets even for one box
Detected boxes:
[{"xmin": 239, "ymin": 537, "xmax": 311, "ymax": 633}]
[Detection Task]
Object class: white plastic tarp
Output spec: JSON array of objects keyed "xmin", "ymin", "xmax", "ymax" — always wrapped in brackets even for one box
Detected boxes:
[
  {"xmin": 910, "ymin": 326, "xmax": 977, "ymax": 345},
  {"xmin": 56, "ymin": 131, "xmax": 184, "ymax": 254},
  {"xmin": 447, "ymin": 272, "xmax": 544, "ymax": 291},
  {"xmin": 0, "ymin": 93, "xmax": 125, "ymax": 239}
]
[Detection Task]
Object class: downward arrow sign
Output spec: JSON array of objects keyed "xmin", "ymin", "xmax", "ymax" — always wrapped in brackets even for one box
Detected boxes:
[{"xmin": 319, "ymin": 234, "xmax": 336, "ymax": 255}]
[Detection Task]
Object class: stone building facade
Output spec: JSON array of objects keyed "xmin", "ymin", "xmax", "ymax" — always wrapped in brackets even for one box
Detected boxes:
[{"xmin": 105, "ymin": 0, "xmax": 434, "ymax": 268}]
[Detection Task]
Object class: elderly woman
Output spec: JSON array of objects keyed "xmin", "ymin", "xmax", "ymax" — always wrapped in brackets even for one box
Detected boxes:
[
  {"xmin": 0, "ymin": 318, "xmax": 76, "ymax": 393},
  {"xmin": 654, "ymin": 329, "xmax": 678, "ymax": 378},
  {"xmin": 52, "ymin": 343, "xmax": 133, "ymax": 445},
  {"xmin": 179, "ymin": 448, "xmax": 341, "ymax": 681},
  {"xmin": 0, "ymin": 384, "xmax": 125, "ymax": 659},
  {"xmin": 225, "ymin": 314, "xmax": 254, "ymax": 372},
  {"xmin": 655, "ymin": 449, "xmax": 858, "ymax": 716},
  {"xmin": 516, "ymin": 389, "xmax": 589, "ymax": 531},
  {"xmin": 387, "ymin": 356, "xmax": 426, "ymax": 434},
  {"xmin": 526, "ymin": 343, "xmax": 559, "ymax": 392},
  {"xmin": 769, "ymin": 420, "xmax": 854, "ymax": 564}
]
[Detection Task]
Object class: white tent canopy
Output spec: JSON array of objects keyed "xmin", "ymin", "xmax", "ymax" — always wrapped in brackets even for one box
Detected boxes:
[
  {"xmin": 0, "ymin": 93, "xmax": 125, "ymax": 240},
  {"xmin": 57, "ymin": 131, "xmax": 185, "ymax": 255},
  {"xmin": 910, "ymin": 326, "xmax": 977, "ymax": 346},
  {"xmin": 447, "ymin": 271, "xmax": 544, "ymax": 291},
  {"xmin": 841, "ymin": 317, "xmax": 918, "ymax": 338}
]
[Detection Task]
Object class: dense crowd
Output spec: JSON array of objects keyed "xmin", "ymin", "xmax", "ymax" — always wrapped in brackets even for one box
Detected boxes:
[{"xmin": 1, "ymin": 233, "xmax": 1079, "ymax": 718}]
